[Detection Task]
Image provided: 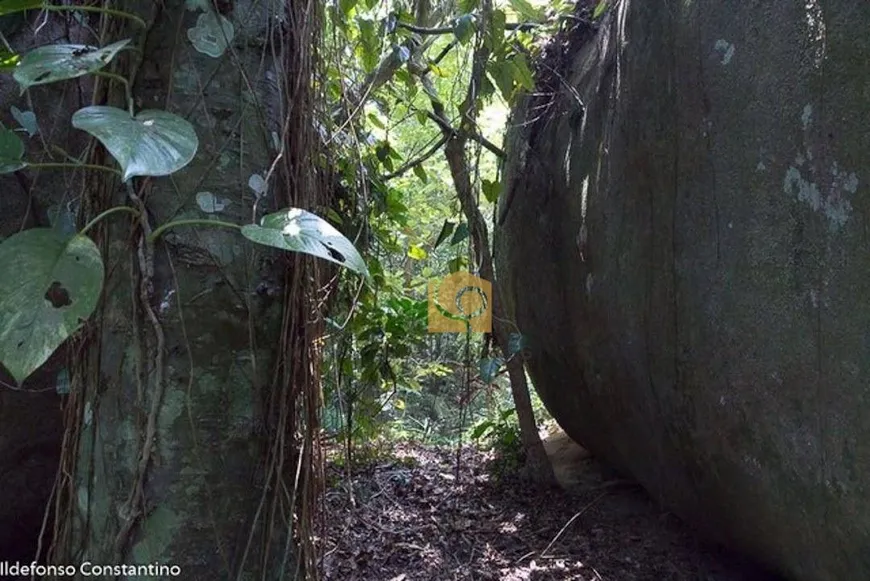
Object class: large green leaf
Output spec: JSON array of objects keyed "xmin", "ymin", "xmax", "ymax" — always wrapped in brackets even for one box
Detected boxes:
[
  {"xmin": 13, "ymin": 39, "xmax": 130, "ymax": 91},
  {"xmin": 508, "ymin": 0, "xmax": 545, "ymax": 22},
  {"xmin": 487, "ymin": 9, "xmax": 506, "ymax": 50},
  {"xmin": 71, "ymin": 106, "xmax": 198, "ymax": 181},
  {"xmin": 0, "ymin": 0, "xmax": 43, "ymax": 17},
  {"xmin": 0, "ymin": 125, "xmax": 25, "ymax": 173},
  {"xmin": 356, "ymin": 18, "xmax": 379, "ymax": 73},
  {"xmin": 511, "ymin": 53, "xmax": 535, "ymax": 91},
  {"xmin": 241, "ymin": 208, "xmax": 369, "ymax": 277},
  {"xmin": 0, "ymin": 228, "xmax": 103, "ymax": 384},
  {"xmin": 482, "ymin": 179, "xmax": 501, "ymax": 203},
  {"xmin": 339, "ymin": 0, "xmax": 356, "ymax": 15},
  {"xmin": 487, "ymin": 59, "xmax": 515, "ymax": 101}
]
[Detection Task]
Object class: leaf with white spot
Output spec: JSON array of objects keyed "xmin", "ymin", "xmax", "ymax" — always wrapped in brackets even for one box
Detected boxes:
[
  {"xmin": 72, "ymin": 106, "xmax": 198, "ymax": 181},
  {"xmin": 241, "ymin": 208, "xmax": 368, "ymax": 277}
]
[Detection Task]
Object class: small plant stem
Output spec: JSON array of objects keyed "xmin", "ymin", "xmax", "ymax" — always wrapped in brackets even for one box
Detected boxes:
[
  {"xmin": 42, "ymin": 5, "xmax": 148, "ymax": 28},
  {"xmin": 48, "ymin": 145, "xmax": 83, "ymax": 164},
  {"xmin": 93, "ymin": 71, "xmax": 134, "ymax": 115},
  {"xmin": 26, "ymin": 162, "xmax": 121, "ymax": 175},
  {"xmin": 80, "ymin": 206, "xmax": 141, "ymax": 237},
  {"xmin": 148, "ymin": 219, "xmax": 242, "ymax": 243}
]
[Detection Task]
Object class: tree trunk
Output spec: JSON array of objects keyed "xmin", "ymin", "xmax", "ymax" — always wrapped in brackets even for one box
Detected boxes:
[
  {"xmin": 0, "ymin": 2, "xmax": 328, "ymax": 578},
  {"xmin": 443, "ymin": 135, "xmax": 555, "ymax": 487}
]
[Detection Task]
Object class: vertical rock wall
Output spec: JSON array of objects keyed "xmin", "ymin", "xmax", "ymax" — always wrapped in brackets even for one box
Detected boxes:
[{"xmin": 496, "ymin": 2, "xmax": 870, "ymax": 580}]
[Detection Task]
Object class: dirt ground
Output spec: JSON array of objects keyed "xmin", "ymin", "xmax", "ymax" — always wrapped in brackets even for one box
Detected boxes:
[{"xmin": 320, "ymin": 430, "xmax": 784, "ymax": 581}]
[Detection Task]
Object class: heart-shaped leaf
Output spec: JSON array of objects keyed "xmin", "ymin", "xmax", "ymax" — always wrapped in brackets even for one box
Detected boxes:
[
  {"xmin": 187, "ymin": 11, "xmax": 234, "ymax": 58},
  {"xmin": 482, "ymin": 179, "xmax": 501, "ymax": 203},
  {"xmin": 241, "ymin": 208, "xmax": 369, "ymax": 277},
  {"xmin": 248, "ymin": 173, "xmax": 266, "ymax": 196},
  {"xmin": 71, "ymin": 106, "xmax": 198, "ymax": 180},
  {"xmin": 11, "ymin": 105, "xmax": 38, "ymax": 137},
  {"xmin": 0, "ymin": 125, "xmax": 25, "ymax": 173},
  {"xmin": 195, "ymin": 191, "xmax": 230, "ymax": 213},
  {"xmin": 14, "ymin": 39, "xmax": 130, "ymax": 91},
  {"xmin": 0, "ymin": 228, "xmax": 104, "ymax": 384}
]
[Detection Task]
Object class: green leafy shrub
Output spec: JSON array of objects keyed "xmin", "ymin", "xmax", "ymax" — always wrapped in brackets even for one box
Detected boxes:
[{"xmin": 471, "ymin": 407, "xmax": 525, "ymax": 478}]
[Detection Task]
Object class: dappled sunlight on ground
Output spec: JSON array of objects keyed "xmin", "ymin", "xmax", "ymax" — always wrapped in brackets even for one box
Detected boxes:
[{"xmin": 320, "ymin": 436, "xmax": 780, "ymax": 580}]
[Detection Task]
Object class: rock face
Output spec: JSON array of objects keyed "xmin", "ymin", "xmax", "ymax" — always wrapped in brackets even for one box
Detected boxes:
[{"xmin": 495, "ymin": 3, "xmax": 869, "ymax": 580}]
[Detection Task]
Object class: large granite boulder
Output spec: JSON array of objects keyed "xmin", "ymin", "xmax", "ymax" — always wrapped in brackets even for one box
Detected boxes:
[{"xmin": 495, "ymin": 2, "xmax": 869, "ymax": 580}]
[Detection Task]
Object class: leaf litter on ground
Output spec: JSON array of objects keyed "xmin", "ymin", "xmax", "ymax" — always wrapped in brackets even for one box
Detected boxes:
[{"xmin": 320, "ymin": 440, "xmax": 781, "ymax": 581}]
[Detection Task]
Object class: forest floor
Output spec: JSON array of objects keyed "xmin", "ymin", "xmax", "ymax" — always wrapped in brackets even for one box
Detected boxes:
[{"xmin": 321, "ymin": 430, "xmax": 784, "ymax": 581}]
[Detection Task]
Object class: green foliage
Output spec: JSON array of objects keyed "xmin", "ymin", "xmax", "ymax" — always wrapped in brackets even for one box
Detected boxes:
[
  {"xmin": 454, "ymin": 14, "xmax": 476, "ymax": 45},
  {"xmin": 0, "ymin": 19, "xmax": 368, "ymax": 384},
  {"xmin": 472, "ymin": 407, "xmax": 525, "ymax": 477},
  {"xmin": 507, "ymin": 0, "xmax": 546, "ymax": 22},
  {"xmin": 481, "ymin": 179, "xmax": 501, "ymax": 203},
  {"xmin": 313, "ymin": 0, "xmax": 568, "ymax": 451},
  {"xmin": 13, "ymin": 39, "xmax": 130, "ymax": 91},
  {"xmin": 0, "ymin": 0, "xmax": 44, "ymax": 17},
  {"xmin": 592, "ymin": 0, "xmax": 608, "ymax": 20},
  {"xmin": 71, "ymin": 106, "xmax": 198, "ymax": 181},
  {"xmin": 0, "ymin": 123, "xmax": 25, "ymax": 172},
  {"xmin": 241, "ymin": 209, "xmax": 370, "ymax": 277},
  {"xmin": 0, "ymin": 230, "xmax": 103, "ymax": 383},
  {"xmin": 0, "ymin": 48, "xmax": 19, "ymax": 71}
]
